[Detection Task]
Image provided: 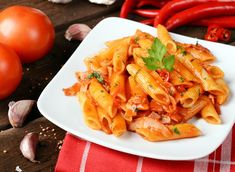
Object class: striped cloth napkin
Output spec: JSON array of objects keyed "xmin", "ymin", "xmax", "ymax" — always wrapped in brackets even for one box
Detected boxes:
[{"xmin": 55, "ymin": 125, "xmax": 234, "ymax": 172}]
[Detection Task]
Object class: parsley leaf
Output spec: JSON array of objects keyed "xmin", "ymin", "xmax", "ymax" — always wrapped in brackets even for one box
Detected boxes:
[
  {"xmin": 87, "ymin": 71, "xmax": 104, "ymax": 84},
  {"xmin": 163, "ymin": 55, "xmax": 175, "ymax": 72},
  {"xmin": 173, "ymin": 127, "xmax": 180, "ymax": 135},
  {"xmin": 143, "ymin": 38, "xmax": 175, "ymax": 71}
]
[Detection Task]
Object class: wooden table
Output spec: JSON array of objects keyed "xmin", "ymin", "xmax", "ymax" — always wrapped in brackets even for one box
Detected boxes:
[{"xmin": 0, "ymin": 1, "xmax": 234, "ymax": 171}]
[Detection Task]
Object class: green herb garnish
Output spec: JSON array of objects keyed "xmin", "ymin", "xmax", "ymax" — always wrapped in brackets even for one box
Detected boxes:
[
  {"xmin": 142, "ymin": 38, "xmax": 175, "ymax": 72},
  {"xmin": 179, "ymin": 76, "xmax": 185, "ymax": 82},
  {"xmin": 87, "ymin": 71, "xmax": 104, "ymax": 84},
  {"xmin": 182, "ymin": 50, "xmax": 187, "ymax": 56},
  {"xmin": 173, "ymin": 127, "xmax": 180, "ymax": 135}
]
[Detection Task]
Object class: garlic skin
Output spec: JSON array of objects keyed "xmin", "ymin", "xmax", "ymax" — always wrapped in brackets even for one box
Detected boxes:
[
  {"xmin": 89, "ymin": 0, "xmax": 116, "ymax": 5},
  {"xmin": 20, "ymin": 132, "xmax": 39, "ymax": 163},
  {"xmin": 48, "ymin": 0, "xmax": 72, "ymax": 4},
  {"xmin": 8, "ymin": 100, "xmax": 35, "ymax": 128},
  {"xmin": 65, "ymin": 24, "xmax": 91, "ymax": 41}
]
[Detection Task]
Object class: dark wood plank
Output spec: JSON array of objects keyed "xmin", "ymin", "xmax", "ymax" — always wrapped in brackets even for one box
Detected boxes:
[
  {"xmin": 0, "ymin": 117, "xmax": 66, "ymax": 172},
  {"xmin": 0, "ymin": 0, "xmax": 123, "ymax": 29}
]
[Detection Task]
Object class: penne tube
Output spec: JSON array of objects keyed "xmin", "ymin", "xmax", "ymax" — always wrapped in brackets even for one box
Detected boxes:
[
  {"xmin": 179, "ymin": 97, "xmax": 208, "ymax": 121},
  {"xmin": 201, "ymin": 97, "xmax": 221, "ymax": 124},
  {"xmin": 112, "ymin": 40, "xmax": 129, "ymax": 74},
  {"xmin": 157, "ymin": 24, "xmax": 177, "ymax": 53},
  {"xmin": 134, "ymin": 29, "xmax": 154, "ymax": 42},
  {"xmin": 170, "ymin": 70, "xmax": 194, "ymax": 87},
  {"xmin": 132, "ymin": 48, "xmax": 148, "ymax": 68},
  {"xmin": 178, "ymin": 42, "xmax": 216, "ymax": 63},
  {"xmin": 77, "ymin": 92, "xmax": 101, "ymax": 130},
  {"xmin": 97, "ymin": 107, "xmax": 112, "ymax": 134},
  {"xmin": 128, "ymin": 76, "xmax": 146, "ymax": 97},
  {"xmin": 180, "ymin": 84, "xmax": 203, "ymax": 108},
  {"xmin": 111, "ymin": 114, "xmax": 127, "ymax": 137},
  {"xmin": 110, "ymin": 73, "xmax": 126, "ymax": 102},
  {"xmin": 105, "ymin": 36, "xmax": 130, "ymax": 48},
  {"xmin": 167, "ymin": 123, "xmax": 202, "ymax": 140},
  {"xmin": 129, "ymin": 117, "xmax": 172, "ymax": 138},
  {"xmin": 204, "ymin": 65, "xmax": 224, "ymax": 79},
  {"xmin": 84, "ymin": 57, "xmax": 101, "ymax": 71},
  {"xmin": 215, "ymin": 79, "xmax": 230, "ymax": 104},
  {"xmin": 173, "ymin": 59, "xmax": 200, "ymax": 83},
  {"xmin": 176, "ymin": 52, "xmax": 224, "ymax": 96},
  {"xmin": 138, "ymin": 39, "xmax": 153, "ymax": 50},
  {"xmin": 126, "ymin": 64, "xmax": 170, "ymax": 105},
  {"xmin": 89, "ymin": 79, "xmax": 117, "ymax": 118}
]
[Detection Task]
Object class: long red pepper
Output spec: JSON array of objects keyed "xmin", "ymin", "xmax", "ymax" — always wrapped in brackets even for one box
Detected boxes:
[
  {"xmin": 120, "ymin": 0, "xmax": 137, "ymax": 18},
  {"xmin": 140, "ymin": 18, "xmax": 154, "ymax": 25},
  {"xmin": 137, "ymin": 0, "xmax": 169, "ymax": 8},
  {"xmin": 192, "ymin": 16, "xmax": 235, "ymax": 28},
  {"xmin": 133, "ymin": 9, "xmax": 160, "ymax": 18},
  {"xmin": 165, "ymin": 2, "xmax": 235, "ymax": 30},
  {"xmin": 154, "ymin": 0, "xmax": 235, "ymax": 27}
]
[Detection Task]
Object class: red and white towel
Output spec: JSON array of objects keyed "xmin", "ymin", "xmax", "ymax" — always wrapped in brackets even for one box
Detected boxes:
[{"xmin": 55, "ymin": 125, "xmax": 235, "ymax": 172}]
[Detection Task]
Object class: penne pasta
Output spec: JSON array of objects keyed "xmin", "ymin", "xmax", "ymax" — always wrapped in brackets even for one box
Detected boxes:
[
  {"xmin": 97, "ymin": 107, "xmax": 112, "ymax": 134},
  {"xmin": 88, "ymin": 79, "xmax": 117, "ymax": 118},
  {"xmin": 126, "ymin": 64, "xmax": 170, "ymax": 105},
  {"xmin": 178, "ymin": 42, "xmax": 216, "ymax": 63},
  {"xmin": 215, "ymin": 79, "xmax": 230, "ymax": 104},
  {"xmin": 180, "ymin": 84, "xmax": 203, "ymax": 108},
  {"xmin": 110, "ymin": 72, "xmax": 126, "ymax": 102},
  {"xmin": 201, "ymin": 97, "xmax": 221, "ymax": 124},
  {"xmin": 112, "ymin": 40, "xmax": 129, "ymax": 74},
  {"xmin": 176, "ymin": 52, "xmax": 224, "ymax": 96},
  {"xmin": 157, "ymin": 24, "xmax": 177, "ymax": 53},
  {"xmin": 77, "ymin": 92, "xmax": 101, "ymax": 130},
  {"xmin": 204, "ymin": 65, "xmax": 224, "ymax": 79},
  {"xmin": 111, "ymin": 114, "xmax": 127, "ymax": 137},
  {"xmin": 179, "ymin": 97, "xmax": 208, "ymax": 121},
  {"xmin": 173, "ymin": 59, "xmax": 200, "ymax": 83}
]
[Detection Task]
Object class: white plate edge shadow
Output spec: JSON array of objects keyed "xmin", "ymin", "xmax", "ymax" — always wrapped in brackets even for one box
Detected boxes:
[{"xmin": 37, "ymin": 17, "xmax": 235, "ymax": 161}]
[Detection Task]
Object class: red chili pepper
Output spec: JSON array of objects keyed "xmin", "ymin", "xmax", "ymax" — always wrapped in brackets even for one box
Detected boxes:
[
  {"xmin": 140, "ymin": 18, "xmax": 154, "ymax": 25},
  {"xmin": 218, "ymin": 28, "xmax": 231, "ymax": 42},
  {"xmin": 133, "ymin": 9, "xmax": 160, "ymax": 18},
  {"xmin": 204, "ymin": 32, "xmax": 219, "ymax": 42},
  {"xmin": 154, "ymin": 0, "xmax": 235, "ymax": 27},
  {"xmin": 204, "ymin": 24, "xmax": 231, "ymax": 42},
  {"xmin": 176, "ymin": 85, "xmax": 186, "ymax": 93},
  {"xmin": 157, "ymin": 69, "xmax": 170, "ymax": 82},
  {"xmin": 120, "ymin": 0, "xmax": 137, "ymax": 18},
  {"xmin": 191, "ymin": 16, "xmax": 235, "ymax": 28},
  {"xmin": 165, "ymin": 2, "xmax": 235, "ymax": 30},
  {"xmin": 137, "ymin": 0, "xmax": 169, "ymax": 8}
]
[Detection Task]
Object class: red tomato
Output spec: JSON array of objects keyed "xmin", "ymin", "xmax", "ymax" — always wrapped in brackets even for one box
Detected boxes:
[
  {"xmin": 0, "ymin": 43, "xmax": 22, "ymax": 99},
  {"xmin": 0, "ymin": 6, "xmax": 55, "ymax": 63}
]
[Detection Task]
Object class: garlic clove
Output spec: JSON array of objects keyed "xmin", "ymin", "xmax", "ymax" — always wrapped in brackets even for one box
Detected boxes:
[
  {"xmin": 64, "ymin": 24, "xmax": 91, "ymax": 41},
  {"xmin": 8, "ymin": 100, "xmax": 35, "ymax": 128},
  {"xmin": 48, "ymin": 0, "xmax": 72, "ymax": 4},
  {"xmin": 89, "ymin": 0, "xmax": 116, "ymax": 5},
  {"xmin": 20, "ymin": 132, "xmax": 39, "ymax": 163}
]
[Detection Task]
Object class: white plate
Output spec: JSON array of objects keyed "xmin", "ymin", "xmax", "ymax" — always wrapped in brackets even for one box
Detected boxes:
[{"xmin": 37, "ymin": 17, "xmax": 235, "ymax": 160}]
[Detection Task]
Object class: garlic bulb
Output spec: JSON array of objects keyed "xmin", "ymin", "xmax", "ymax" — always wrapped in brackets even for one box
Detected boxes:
[
  {"xmin": 65, "ymin": 24, "xmax": 91, "ymax": 41},
  {"xmin": 8, "ymin": 100, "xmax": 35, "ymax": 128},
  {"xmin": 89, "ymin": 0, "xmax": 116, "ymax": 5}
]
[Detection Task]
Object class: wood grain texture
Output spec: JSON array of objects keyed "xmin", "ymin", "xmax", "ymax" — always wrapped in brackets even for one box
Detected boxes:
[{"xmin": 0, "ymin": 117, "xmax": 66, "ymax": 172}]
